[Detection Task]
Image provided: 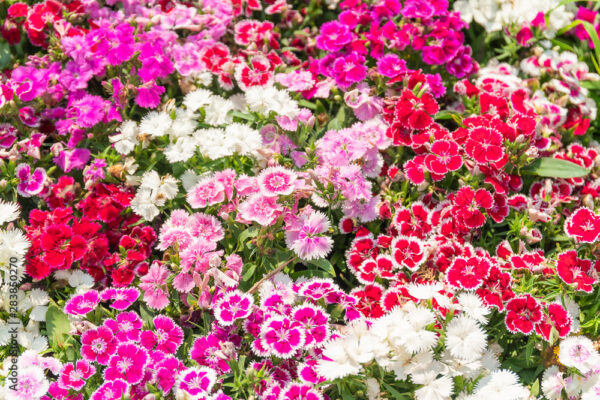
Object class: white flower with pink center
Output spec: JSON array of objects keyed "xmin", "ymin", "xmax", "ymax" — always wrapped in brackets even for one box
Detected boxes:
[
  {"xmin": 176, "ymin": 367, "xmax": 217, "ymax": 398},
  {"xmin": 292, "ymin": 304, "xmax": 330, "ymax": 348},
  {"xmin": 214, "ymin": 290, "xmax": 254, "ymax": 326},
  {"xmin": 558, "ymin": 336, "xmax": 599, "ymax": 374},
  {"xmin": 260, "ymin": 316, "xmax": 305, "ymax": 358},
  {"xmin": 258, "ymin": 166, "xmax": 297, "ymax": 196}
]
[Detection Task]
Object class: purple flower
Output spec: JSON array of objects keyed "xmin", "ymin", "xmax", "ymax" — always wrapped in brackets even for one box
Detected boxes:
[
  {"xmin": 69, "ymin": 95, "xmax": 108, "ymax": 128},
  {"xmin": 16, "ymin": 164, "xmax": 46, "ymax": 197},
  {"xmin": 0, "ymin": 124, "xmax": 18, "ymax": 148},
  {"xmin": 135, "ymin": 83, "xmax": 166, "ymax": 109},
  {"xmin": 316, "ymin": 21, "xmax": 353, "ymax": 52},
  {"xmin": 54, "ymin": 148, "xmax": 91, "ymax": 173},
  {"xmin": 447, "ymin": 46, "xmax": 477, "ymax": 79},
  {"xmin": 84, "ymin": 158, "xmax": 107, "ymax": 184},
  {"xmin": 138, "ymin": 43, "xmax": 175, "ymax": 83},
  {"xmin": 332, "ymin": 53, "xmax": 367, "ymax": 89},
  {"xmin": 377, "ymin": 54, "xmax": 408, "ymax": 78}
]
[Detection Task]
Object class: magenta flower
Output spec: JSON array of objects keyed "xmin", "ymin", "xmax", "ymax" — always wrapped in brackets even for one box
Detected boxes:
[
  {"xmin": 292, "ymin": 305, "xmax": 330, "ymax": 348},
  {"xmin": 81, "ymin": 326, "xmax": 117, "ymax": 365},
  {"xmin": 377, "ymin": 54, "xmax": 408, "ymax": 78},
  {"xmin": 140, "ymin": 315, "xmax": 184, "ymax": 354},
  {"xmin": 316, "ymin": 21, "xmax": 353, "ymax": 52},
  {"xmin": 100, "ymin": 287, "xmax": 140, "ymax": 311},
  {"xmin": 190, "ymin": 334, "xmax": 232, "ymax": 373},
  {"xmin": 177, "ymin": 367, "xmax": 217, "ymax": 397},
  {"xmin": 280, "ymin": 383, "xmax": 324, "ymax": 400},
  {"xmin": 90, "ymin": 379, "xmax": 128, "ymax": 400},
  {"xmin": 15, "ymin": 164, "xmax": 46, "ymax": 197},
  {"xmin": 138, "ymin": 42, "xmax": 174, "ymax": 83},
  {"xmin": 58, "ymin": 360, "xmax": 96, "ymax": 391},
  {"xmin": 104, "ymin": 343, "xmax": 148, "ymax": 384},
  {"xmin": 54, "ymin": 148, "xmax": 91, "ymax": 173},
  {"xmin": 260, "ymin": 316, "xmax": 305, "ymax": 358},
  {"xmin": 332, "ymin": 53, "xmax": 367, "ymax": 88},
  {"xmin": 64, "ymin": 290, "xmax": 101, "ymax": 316},
  {"xmin": 0, "ymin": 123, "xmax": 18, "ymax": 148},
  {"xmin": 135, "ymin": 82, "xmax": 165, "ymax": 109},
  {"xmin": 104, "ymin": 311, "xmax": 143, "ymax": 342},
  {"xmin": 285, "ymin": 211, "xmax": 334, "ymax": 261},
  {"xmin": 213, "ymin": 290, "xmax": 254, "ymax": 326},
  {"xmin": 139, "ymin": 262, "xmax": 171, "ymax": 310},
  {"xmin": 70, "ymin": 95, "xmax": 108, "ymax": 128}
]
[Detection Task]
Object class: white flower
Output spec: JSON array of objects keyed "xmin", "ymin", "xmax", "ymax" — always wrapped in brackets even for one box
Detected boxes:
[
  {"xmin": 413, "ymin": 374, "xmax": 454, "ymax": 400},
  {"xmin": 542, "ymin": 366, "xmax": 567, "ymax": 400},
  {"xmin": 457, "ymin": 292, "xmax": 490, "ymax": 324},
  {"xmin": 180, "ymin": 170, "xmax": 200, "ymax": 191},
  {"xmin": 110, "ymin": 120, "xmax": 139, "ymax": 155},
  {"xmin": 139, "ymin": 111, "xmax": 172, "ymax": 137},
  {"xmin": 68, "ymin": 270, "xmax": 94, "ymax": 293},
  {"xmin": 165, "ymin": 136, "xmax": 197, "ymax": 163},
  {"xmin": 317, "ymin": 337, "xmax": 362, "ymax": 379},
  {"xmin": 473, "ymin": 369, "xmax": 529, "ymax": 400},
  {"xmin": 366, "ymin": 378, "xmax": 382, "ymax": 400},
  {"xmin": 224, "ymin": 123, "xmax": 263, "ymax": 156},
  {"xmin": 0, "ymin": 229, "xmax": 30, "ymax": 257},
  {"xmin": 167, "ymin": 113, "xmax": 197, "ymax": 139},
  {"xmin": 194, "ymin": 128, "xmax": 232, "ymax": 160},
  {"xmin": 559, "ymin": 336, "xmax": 600, "ymax": 374},
  {"xmin": 388, "ymin": 304, "xmax": 438, "ymax": 354},
  {"xmin": 183, "ymin": 89, "xmax": 213, "ymax": 112},
  {"xmin": 446, "ymin": 315, "xmax": 487, "ymax": 362},
  {"xmin": 245, "ymin": 86, "xmax": 278, "ymax": 114},
  {"xmin": 0, "ymin": 200, "xmax": 20, "ymax": 225},
  {"xmin": 441, "ymin": 350, "xmax": 483, "ymax": 379},
  {"xmin": 204, "ymin": 96, "xmax": 234, "ymax": 126},
  {"xmin": 407, "ymin": 282, "xmax": 452, "ymax": 309}
]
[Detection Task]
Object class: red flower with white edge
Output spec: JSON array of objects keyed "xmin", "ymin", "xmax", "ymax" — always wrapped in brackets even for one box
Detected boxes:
[
  {"xmin": 199, "ymin": 43, "xmax": 230, "ymax": 73},
  {"xmin": 556, "ymin": 251, "xmax": 597, "ymax": 293},
  {"xmin": 495, "ymin": 240, "xmax": 513, "ymax": 260},
  {"xmin": 234, "ymin": 20, "xmax": 275, "ymax": 47},
  {"xmin": 346, "ymin": 237, "xmax": 378, "ymax": 272},
  {"xmin": 351, "ymin": 284, "xmax": 385, "ymax": 318},
  {"xmin": 393, "ymin": 202, "xmax": 432, "ymax": 238},
  {"xmin": 505, "ymin": 295, "xmax": 542, "ymax": 335},
  {"xmin": 476, "ymin": 266, "xmax": 514, "ymax": 310},
  {"xmin": 480, "ymin": 92, "xmax": 510, "ymax": 119},
  {"xmin": 564, "ymin": 207, "xmax": 600, "ymax": 243},
  {"xmin": 451, "ymin": 187, "xmax": 494, "ymax": 229},
  {"xmin": 403, "ymin": 155, "xmax": 427, "ymax": 185},
  {"xmin": 488, "ymin": 193, "xmax": 509, "ymax": 223},
  {"xmin": 534, "ymin": 303, "xmax": 572, "ymax": 341},
  {"xmin": 510, "ymin": 251, "xmax": 545, "ymax": 272},
  {"xmin": 214, "ymin": 290, "xmax": 254, "ymax": 326},
  {"xmin": 381, "ymin": 287, "xmax": 413, "ymax": 312},
  {"xmin": 464, "ymin": 126, "xmax": 504, "ymax": 164},
  {"xmin": 424, "ymin": 140, "xmax": 463, "ymax": 175},
  {"xmin": 235, "ymin": 56, "xmax": 273, "ymax": 91},
  {"xmin": 391, "ymin": 236, "xmax": 426, "ymax": 271},
  {"xmin": 446, "ymin": 256, "xmax": 491, "ymax": 290}
]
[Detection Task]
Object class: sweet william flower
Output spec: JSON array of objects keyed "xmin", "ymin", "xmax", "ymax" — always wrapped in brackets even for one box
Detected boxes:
[
  {"xmin": 285, "ymin": 210, "xmax": 334, "ymax": 261},
  {"xmin": 316, "ymin": 21, "xmax": 353, "ymax": 52},
  {"xmin": 15, "ymin": 164, "xmax": 46, "ymax": 197}
]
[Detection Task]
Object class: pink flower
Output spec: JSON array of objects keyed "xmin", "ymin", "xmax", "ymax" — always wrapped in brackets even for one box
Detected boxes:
[
  {"xmin": 135, "ymin": 83, "xmax": 165, "ymax": 109},
  {"xmin": 139, "ymin": 262, "xmax": 171, "ymax": 310},
  {"xmin": 187, "ymin": 178, "xmax": 226, "ymax": 209},
  {"xmin": 176, "ymin": 367, "xmax": 217, "ymax": 397},
  {"xmin": 104, "ymin": 343, "xmax": 148, "ymax": 384},
  {"xmin": 104, "ymin": 311, "xmax": 143, "ymax": 342},
  {"xmin": 260, "ymin": 316, "xmax": 305, "ymax": 358},
  {"xmin": 100, "ymin": 287, "xmax": 140, "ymax": 311},
  {"xmin": 332, "ymin": 53, "xmax": 367, "ymax": 88},
  {"xmin": 213, "ymin": 290, "xmax": 254, "ymax": 326},
  {"xmin": 140, "ymin": 315, "xmax": 184, "ymax": 354},
  {"xmin": 447, "ymin": 256, "xmax": 491, "ymax": 290},
  {"xmin": 377, "ymin": 54, "xmax": 408, "ymax": 78},
  {"xmin": 237, "ymin": 193, "xmax": 283, "ymax": 226},
  {"xmin": 81, "ymin": 326, "xmax": 116, "ymax": 365},
  {"xmin": 190, "ymin": 334, "xmax": 232, "ymax": 373},
  {"xmin": 58, "ymin": 361, "xmax": 96, "ymax": 390},
  {"xmin": 280, "ymin": 383, "xmax": 324, "ymax": 400},
  {"xmin": 285, "ymin": 211, "xmax": 334, "ymax": 261},
  {"xmin": 258, "ymin": 166, "xmax": 298, "ymax": 196},
  {"xmin": 316, "ymin": 21, "xmax": 353, "ymax": 52},
  {"xmin": 292, "ymin": 305, "xmax": 330, "ymax": 348},
  {"xmin": 64, "ymin": 290, "xmax": 101, "ymax": 316},
  {"xmin": 16, "ymin": 164, "xmax": 46, "ymax": 197},
  {"xmin": 90, "ymin": 379, "xmax": 128, "ymax": 400}
]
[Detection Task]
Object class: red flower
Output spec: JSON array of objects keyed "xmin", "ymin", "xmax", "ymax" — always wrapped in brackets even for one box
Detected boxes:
[
  {"xmin": 40, "ymin": 224, "xmax": 86, "ymax": 270},
  {"xmin": 564, "ymin": 207, "xmax": 600, "ymax": 243},
  {"xmin": 351, "ymin": 284, "xmax": 385, "ymax": 318},
  {"xmin": 510, "ymin": 251, "xmax": 545, "ymax": 272},
  {"xmin": 534, "ymin": 303, "xmax": 572, "ymax": 341},
  {"xmin": 505, "ymin": 295, "xmax": 542, "ymax": 335},
  {"xmin": 424, "ymin": 140, "xmax": 463, "ymax": 175},
  {"xmin": 476, "ymin": 266, "xmax": 514, "ymax": 310},
  {"xmin": 446, "ymin": 256, "xmax": 490, "ymax": 290},
  {"xmin": 488, "ymin": 193, "xmax": 509, "ymax": 223},
  {"xmin": 391, "ymin": 236, "xmax": 426, "ymax": 271},
  {"xmin": 403, "ymin": 155, "xmax": 427, "ymax": 185},
  {"xmin": 384, "ymin": 89, "xmax": 439, "ymax": 132},
  {"xmin": 556, "ymin": 251, "xmax": 596, "ymax": 293},
  {"xmin": 235, "ymin": 56, "xmax": 273, "ymax": 90},
  {"xmin": 392, "ymin": 202, "xmax": 432, "ymax": 238},
  {"xmin": 464, "ymin": 126, "xmax": 504, "ymax": 164},
  {"xmin": 451, "ymin": 187, "xmax": 493, "ymax": 229}
]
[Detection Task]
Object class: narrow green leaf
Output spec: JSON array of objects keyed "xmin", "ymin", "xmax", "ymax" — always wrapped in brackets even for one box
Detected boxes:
[{"xmin": 523, "ymin": 157, "xmax": 589, "ymax": 178}]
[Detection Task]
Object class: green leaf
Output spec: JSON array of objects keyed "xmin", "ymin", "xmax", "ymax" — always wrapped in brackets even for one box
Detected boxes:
[
  {"xmin": 242, "ymin": 263, "xmax": 257, "ymax": 282},
  {"xmin": 46, "ymin": 303, "xmax": 71, "ymax": 349},
  {"xmin": 530, "ymin": 379, "xmax": 540, "ymax": 397},
  {"xmin": 238, "ymin": 226, "xmax": 259, "ymax": 247},
  {"xmin": 383, "ymin": 383, "xmax": 410, "ymax": 400},
  {"xmin": 327, "ymin": 106, "xmax": 346, "ymax": 130},
  {"xmin": 523, "ymin": 158, "xmax": 589, "ymax": 179},
  {"xmin": 0, "ymin": 41, "xmax": 11, "ymax": 70},
  {"xmin": 307, "ymin": 258, "xmax": 336, "ymax": 277}
]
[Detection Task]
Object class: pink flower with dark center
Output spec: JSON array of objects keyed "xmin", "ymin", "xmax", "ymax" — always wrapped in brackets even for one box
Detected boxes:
[
  {"xmin": 260, "ymin": 316, "xmax": 305, "ymax": 358},
  {"xmin": 258, "ymin": 166, "xmax": 297, "ymax": 196},
  {"xmin": 564, "ymin": 207, "xmax": 600, "ymax": 243},
  {"xmin": 90, "ymin": 379, "xmax": 128, "ymax": 400},
  {"xmin": 104, "ymin": 343, "xmax": 148, "ymax": 384},
  {"xmin": 505, "ymin": 295, "xmax": 542, "ymax": 335},
  {"xmin": 176, "ymin": 367, "xmax": 217, "ymax": 397},
  {"xmin": 64, "ymin": 290, "xmax": 100, "ymax": 316},
  {"xmin": 100, "ymin": 287, "xmax": 140, "ymax": 311},
  {"xmin": 298, "ymin": 279, "xmax": 340, "ymax": 301},
  {"xmin": 446, "ymin": 256, "xmax": 491, "ymax": 290},
  {"xmin": 556, "ymin": 250, "xmax": 597, "ymax": 293},
  {"xmin": 391, "ymin": 236, "xmax": 426, "ymax": 271},
  {"xmin": 214, "ymin": 290, "xmax": 254, "ymax": 326},
  {"xmin": 58, "ymin": 361, "xmax": 96, "ymax": 391},
  {"xmin": 292, "ymin": 305, "xmax": 330, "ymax": 348},
  {"xmin": 81, "ymin": 326, "xmax": 116, "ymax": 365}
]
